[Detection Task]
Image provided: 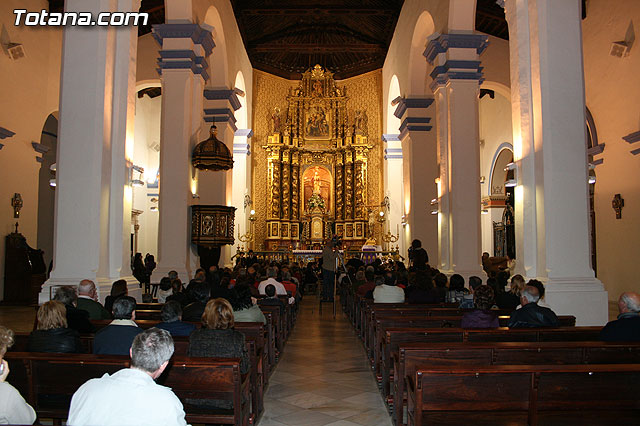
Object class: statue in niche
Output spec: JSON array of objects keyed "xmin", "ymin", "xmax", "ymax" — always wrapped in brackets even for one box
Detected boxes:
[
  {"xmin": 354, "ymin": 109, "xmax": 368, "ymax": 136},
  {"xmin": 271, "ymin": 107, "xmax": 282, "ymax": 133},
  {"xmin": 313, "ymin": 171, "xmax": 322, "ymax": 195},
  {"xmin": 312, "ymin": 80, "xmax": 323, "ymax": 97}
]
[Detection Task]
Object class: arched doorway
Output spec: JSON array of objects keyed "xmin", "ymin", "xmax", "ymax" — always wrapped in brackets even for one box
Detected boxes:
[
  {"xmin": 488, "ymin": 147, "xmax": 515, "ymax": 258},
  {"xmin": 37, "ymin": 113, "xmax": 58, "ymax": 274}
]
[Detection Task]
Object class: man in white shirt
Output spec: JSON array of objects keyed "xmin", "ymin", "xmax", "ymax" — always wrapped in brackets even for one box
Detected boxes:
[
  {"xmin": 68, "ymin": 327, "xmax": 189, "ymax": 426},
  {"xmin": 373, "ymin": 272, "xmax": 405, "ymax": 303},
  {"xmin": 258, "ymin": 267, "xmax": 288, "ymax": 296}
]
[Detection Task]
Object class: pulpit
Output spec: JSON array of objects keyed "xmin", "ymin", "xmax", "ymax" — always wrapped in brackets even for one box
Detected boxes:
[{"xmin": 3, "ymin": 226, "xmax": 46, "ymax": 305}]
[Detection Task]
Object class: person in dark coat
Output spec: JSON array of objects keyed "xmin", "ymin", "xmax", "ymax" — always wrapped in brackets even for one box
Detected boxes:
[
  {"xmin": 132, "ymin": 253, "xmax": 148, "ymax": 289},
  {"xmin": 406, "ymin": 270, "xmax": 439, "ymax": 304},
  {"xmin": 53, "ymin": 285, "xmax": 95, "ymax": 334},
  {"xmin": 496, "ymin": 274, "xmax": 525, "ymax": 311},
  {"xmin": 258, "ymin": 284, "xmax": 286, "ymax": 316},
  {"xmin": 187, "ymin": 298, "xmax": 249, "ymax": 409},
  {"xmin": 409, "ymin": 239, "xmax": 429, "ymax": 271},
  {"xmin": 93, "ymin": 296, "xmax": 143, "ymax": 355},
  {"xmin": 156, "ymin": 301, "xmax": 196, "ymax": 337},
  {"xmin": 508, "ymin": 281, "xmax": 559, "ymax": 328},
  {"xmin": 181, "ymin": 281, "xmax": 210, "ymax": 322},
  {"xmin": 461, "ymin": 285, "xmax": 500, "ymax": 328},
  {"xmin": 104, "ymin": 279, "xmax": 128, "ymax": 316},
  {"xmin": 28, "ymin": 301, "xmax": 83, "ymax": 353},
  {"xmin": 76, "ymin": 280, "xmax": 111, "ymax": 320},
  {"xmin": 600, "ymin": 292, "xmax": 640, "ymax": 341}
]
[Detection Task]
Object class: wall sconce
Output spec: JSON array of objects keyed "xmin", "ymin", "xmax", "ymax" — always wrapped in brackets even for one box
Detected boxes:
[
  {"xmin": 150, "ymin": 206, "xmax": 158, "ymax": 212},
  {"xmin": 588, "ymin": 175, "xmax": 596, "ymax": 184},
  {"xmin": 504, "ymin": 162, "xmax": 516, "ymax": 171},
  {"xmin": 504, "ymin": 179, "xmax": 517, "ymax": 188},
  {"xmin": 481, "ymin": 209, "xmax": 489, "ymax": 215},
  {"xmin": 49, "ymin": 179, "xmax": 57, "ymax": 187},
  {"xmin": 401, "ymin": 215, "xmax": 407, "ymax": 227},
  {"xmin": 130, "ymin": 164, "xmax": 145, "ymax": 187},
  {"xmin": 131, "ymin": 179, "xmax": 145, "ymax": 187}
]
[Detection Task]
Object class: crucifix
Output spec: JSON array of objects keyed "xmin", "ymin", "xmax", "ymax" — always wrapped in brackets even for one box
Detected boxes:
[{"xmin": 612, "ymin": 194, "xmax": 624, "ymax": 219}]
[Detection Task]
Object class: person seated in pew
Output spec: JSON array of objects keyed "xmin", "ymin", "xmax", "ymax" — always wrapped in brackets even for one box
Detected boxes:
[
  {"xmin": 356, "ymin": 266, "xmax": 376, "ymax": 297},
  {"xmin": 459, "ymin": 276, "xmax": 483, "ymax": 309},
  {"xmin": 508, "ymin": 281, "xmax": 559, "ymax": 328},
  {"xmin": 69, "ymin": 328, "xmax": 188, "ymax": 426},
  {"xmin": 600, "ymin": 292, "xmax": 640, "ymax": 341},
  {"xmin": 0, "ymin": 325, "xmax": 37, "ymax": 425},
  {"xmin": 156, "ymin": 277, "xmax": 173, "ymax": 304},
  {"xmin": 373, "ymin": 271, "xmax": 405, "ymax": 303},
  {"xmin": 181, "ymin": 281, "xmax": 210, "ymax": 322},
  {"xmin": 156, "ymin": 301, "xmax": 197, "ymax": 337},
  {"xmin": 496, "ymin": 274, "xmax": 525, "ymax": 311},
  {"xmin": 211, "ymin": 275, "xmax": 235, "ymax": 302},
  {"xmin": 187, "ymin": 298, "xmax": 249, "ymax": 410},
  {"xmin": 232, "ymin": 284, "xmax": 267, "ymax": 325},
  {"xmin": 446, "ymin": 274, "xmax": 468, "ymax": 304},
  {"xmin": 461, "ymin": 285, "xmax": 500, "ymax": 328},
  {"xmin": 406, "ymin": 269, "xmax": 440, "ymax": 304},
  {"xmin": 76, "ymin": 279, "xmax": 111, "ymax": 320},
  {"xmin": 28, "ymin": 300, "xmax": 83, "ymax": 353},
  {"xmin": 165, "ymin": 276, "xmax": 190, "ymax": 307},
  {"xmin": 433, "ymin": 272, "xmax": 448, "ymax": 303},
  {"xmin": 94, "ymin": 296, "xmax": 143, "ymax": 355},
  {"xmin": 258, "ymin": 284, "xmax": 286, "ymax": 316},
  {"xmin": 258, "ymin": 267, "xmax": 289, "ymax": 297},
  {"xmin": 104, "ymin": 279, "xmax": 128, "ymax": 316},
  {"xmin": 53, "ymin": 285, "xmax": 95, "ymax": 333}
]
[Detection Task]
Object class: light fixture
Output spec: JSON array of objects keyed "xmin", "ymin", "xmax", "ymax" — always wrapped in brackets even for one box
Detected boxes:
[
  {"xmin": 401, "ymin": 215, "xmax": 407, "ymax": 227},
  {"xmin": 379, "ymin": 211, "xmax": 385, "ymax": 217},
  {"xmin": 250, "ymin": 209, "xmax": 256, "ymax": 216},
  {"xmin": 150, "ymin": 206, "xmax": 158, "ymax": 211},
  {"xmin": 132, "ymin": 165, "xmax": 144, "ymax": 174},
  {"xmin": 50, "ymin": 163, "xmax": 57, "ymax": 172},
  {"xmin": 430, "ymin": 209, "xmax": 438, "ymax": 215},
  {"xmin": 481, "ymin": 209, "xmax": 489, "ymax": 215},
  {"xmin": 430, "ymin": 198, "xmax": 438, "ymax": 206},
  {"xmin": 131, "ymin": 179, "xmax": 145, "ymax": 187},
  {"xmin": 588, "ymin": 175, "xmax": 596, "ymax": 184},
  {"xmin": 504, "ymin": 162, "xmax": 516, "ymax": 172},
  {"xmin": 505, "ymin": 179, "xmax": 517, "ymax": 188},
  {"xmin": 150, "ymin": 197, "xmax": 158, "ymax": 203},
  {"xmin": 49, "ymin": 179, "xmax": 56, "ymax": 187}
]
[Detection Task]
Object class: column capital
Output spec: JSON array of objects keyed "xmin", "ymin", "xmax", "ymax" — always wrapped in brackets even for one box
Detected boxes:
[
  {"xmin": 0, "ymin": 126, "xmax": 15, "ymax": 139},
  {"xmin": 203, "ymin": 88, "xmax": 242, "ymax": 111},
  {"xmin": 424, "ymin": 33, "xmax": 489, "ymax": 64},
  {"xmin": 393, "ymin": 96, "xmax": 434, "ymax": 140},
  {"xmin": 152, "ymin": 23, "xmax": 215, "ymax": 55},
  {"xmin": 203, "ymin": 88, "xmax": 242, "ymax": 133},
  {"xmin": 153, "ymin": 24, "xmax": 214, "ymax": 81},
  {"xmin": 393, "ymin": 96, "xmax": 434, "ymax": 119},
  {"xmin": 235, "ymin": 129, "xmax": 254, "ymax": 138}
]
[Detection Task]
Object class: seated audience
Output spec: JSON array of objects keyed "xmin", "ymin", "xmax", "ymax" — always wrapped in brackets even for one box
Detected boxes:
[
  {"xmin": 28, "ymin": 300, "xmax": 83, "ymax": 353},
  {"xmin": 258, "ymin": 284, "xmax": 286, "ymax": 315},
  {"xmin": 211, "ymin": 276, "xmax": 234, "ymax": 302},
  {"xmin": 459, "ymin": 276, "xmax": 483, "ymax": 309},
  {"xmin": 373, "ymin": 272, "xmax": 405, "ymax": 303},
  {"xmin": 93, "ymin": 296, "xmax": 143, "ymax": 355},
  {"xmin": 54, "ymin": 285, "xmax": 95, "ymax": 333},
  {"xmin": 156, "ymin": 277, "xmax": 173, "ymax": 304},
  {"xmin": 433, "ymin": 272, "xmax": 448, "ymax": 303},
  {"xmin": 156, "ymin": 301, "xmax": 197, "ymax": 337},
  {"xmin": 68, "ymin": 328, "xmax": 187, "ymax": 426},
  {"xmin": 351, "ymin": 270, "xmax": 366, "ymax": 294},
  {"xmin": 356, "ymin": 267, "xmax": 376, "ymax": 297},
  {"xmin": 600, "ymin": 292, "xmax": 640, "ymax": 341},
  {"xmin": 187, "ymin": 298, "xmax": 250, "ymax": 409},
  {"xmin": 0, "ymin": 326, "xmax": 37, "ymax": 425},
  {"xmin": 232, "ymin": 285, "xmax": 267, "ymax": 324},
  {"xmin": 461, "ymin": 285, "xmax": 500, "ymax": 328},
  {"xmin": 281, "ymin": 271, "xmax": 298, "ymax": 297},
  {"xmin": 496, "ymin": 274, "xmax": 525, "ymax": 310},
  {"xmin": 508, "ymin": 281, "xmax": 559, "ymax": 328},
  {"xmin": 104, "ymin": 279, "xmax": 128, "ymax": 315},
  {"xmin": 182, "ymin": 281, "xmax": 211, "ymax": 322},
  {"xmin": 406, "ymin": 270, "xmax": 439, "ymax": 304},
  {"xmin": 76, "ymin": 279, "xmax": 111, "ymax": 320},
  {"xmin": 446, "ymin": 274, "xmax": 468, "ymax": 304},
  {"xmin": 258, "ymin": 267, "xmax": 288, "ymax": 296},
  {"xmin": 165, "ymin": 277, "xmax": 189, "ymax": 306}
]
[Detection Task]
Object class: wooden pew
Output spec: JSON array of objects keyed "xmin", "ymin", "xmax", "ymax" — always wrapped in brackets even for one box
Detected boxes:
[
  {"xmin": 4, "ymin": 352, "xmax": 252, "ymax": 426},
  {"xmin": 393, "ymin": 340, "xmax": 640, "ymax": 426},
  {"xmin": 406, "ymin": 363, "xmax": 640, "ymax": 426},
  {"xmin": 379, "ymin": 326, "xmax": 603, "ymax": 409}
]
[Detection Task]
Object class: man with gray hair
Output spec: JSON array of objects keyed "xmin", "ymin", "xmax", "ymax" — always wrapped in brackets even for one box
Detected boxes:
[
  {"xmin": 68, "ymin": 328, "xmax": 188, "ymax": 426},
  {"xmin": 258, "ymin": 267, "xmax": 288, "ymax": 297},
  {"xmin": 93, "ymin": 296, "xmax": 143, "ymax": 355},
  {"xmin": 76, "ymin": 279, "xmax": 111, "ymax": 320},
  {"xmin": 508, "ymin": 280, "xmax": 559, "ymax": 328},
  {"xmin": 600, "ymin": 292, "xmax": 640, "ymax": 341},
  {"xmin": 53, "ymin": 285, "xmax": 95, "ymax": 333}
]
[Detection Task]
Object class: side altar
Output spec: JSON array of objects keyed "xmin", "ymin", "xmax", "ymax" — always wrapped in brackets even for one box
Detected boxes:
[{"xmin": 263, "ymin": 65, "xmax": 373, "ymax": 250}]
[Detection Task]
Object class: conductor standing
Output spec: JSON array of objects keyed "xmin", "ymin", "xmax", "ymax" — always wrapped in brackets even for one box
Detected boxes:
[{"xmin": 321, "ymin": 239, "xmax": 339, "ymax": 302}]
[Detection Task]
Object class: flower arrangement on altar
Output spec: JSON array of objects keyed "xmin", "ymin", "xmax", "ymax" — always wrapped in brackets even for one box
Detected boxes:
[{"xmin": 307, "ymin": 193, "xmax": 326, "ymax": 211}]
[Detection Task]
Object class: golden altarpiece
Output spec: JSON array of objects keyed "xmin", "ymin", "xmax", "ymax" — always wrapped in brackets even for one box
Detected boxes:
[{"xmin": 263, "ymin": 66, "xmax": 373, "ymax": 250}]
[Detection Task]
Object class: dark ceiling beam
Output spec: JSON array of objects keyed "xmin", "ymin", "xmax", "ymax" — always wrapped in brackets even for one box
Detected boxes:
[
  {"xmin": 249, "ymin": 44, "xmax": 384, "ymax": 54},
  {"xmin": 239, "ymin": 8, "xmax": 397, "ymax": 16}
]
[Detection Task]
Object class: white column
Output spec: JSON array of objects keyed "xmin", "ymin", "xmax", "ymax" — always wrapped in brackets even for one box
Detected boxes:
[
  {"xmin": 41, "ymin": 0, "xmax": 141, "ymax": 304},
  {"xmin": 232, "ymin": 129, "xmax": 254, "ymax": 250},
  {"xmin": 503, "ymin": 0, "xmax": 607, "ymax": 325},
  {"xmin": 395, "ymin": 97, "xmax": 437, "ymax": 264},
  {"xmin": 425, "ymin": 33, "xmax": 488, "ymax": 281},
  {"xmin": 381, "ymin": 134, "xmax": 404, "ymax": 253},
  {"xmin": 153, "ymin": 24, "xmax": 214, "ymax": 283}
]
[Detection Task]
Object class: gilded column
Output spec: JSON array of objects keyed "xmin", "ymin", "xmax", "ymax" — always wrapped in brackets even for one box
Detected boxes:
[
  {"xmin": 344, "ymin": 149, "xmax": 354, "ymax": 219},
  {"xmin": 291, "ymin": 151, "xmax": 300, "ymax": 220},
  {"xmin": 268, "ymin": 148, "xmax": 282, "ymax": 220},
  {"xmin": 282, "ymin": 150, "xmax": 291, "ymax": 220},
  {"xmin": 335, "ymin": 152, "xmax": 344, "ymax": 220},
  {"xmin": 354, "ymin": 158, "xmax": 366, "ymax": 219}
]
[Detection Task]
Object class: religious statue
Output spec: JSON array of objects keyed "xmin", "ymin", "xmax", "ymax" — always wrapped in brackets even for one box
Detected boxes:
[
  {"xmin": 312, "ymin": 171, "xmax": 321, "ymax": 195},
  {"xmin": 354, "ymin": 109, "xmax": 368, "ymax": 136},
  {"xmin": 271, "ymin": 107, "xmax": 282, "ymax": 133},
  {"xmin": 312, "ymin": 80, "xmax": 323, "ymax": 97}
]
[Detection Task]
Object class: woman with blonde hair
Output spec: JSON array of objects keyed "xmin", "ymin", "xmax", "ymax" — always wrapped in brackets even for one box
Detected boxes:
[
  {"xmin": 28, "ymin": 300, "xmax": 83, "ymax": 353},
  {"xmin": 187, "ymin": 298, "xmax": 249, "ymax": 409},
  {"xmin": 497, "ymin": 274, "xmax": 526, "ymax": 310},
  {"xmin": 0, "ymin": 325, "xmax": 37, "ymax": 424}
]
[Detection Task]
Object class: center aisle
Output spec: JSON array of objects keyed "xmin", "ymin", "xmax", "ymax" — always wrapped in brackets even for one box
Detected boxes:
[{"xmin": 259, "ymin": 298, "xmax": 393, "ymax": 426}]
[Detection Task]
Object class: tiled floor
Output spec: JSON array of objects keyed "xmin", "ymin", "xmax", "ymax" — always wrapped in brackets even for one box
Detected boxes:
[{"xmin": 259, "ymin": 299, "xmax": 392, "ymax": 426}]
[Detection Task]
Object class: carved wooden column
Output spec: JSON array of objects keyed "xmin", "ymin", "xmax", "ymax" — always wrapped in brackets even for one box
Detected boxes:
[
  {"xmin": 335, "ymin": 152, "xmax": 344, "ymax": 220},
  {"xmin": 344, "ymin": 149, "xmax": 354, "ymax": 219},
  {"xmin": 291, "ymin": 151, "xmax": 300, "ymax": 221},
  {"xmin": 354, "ymin": 159, "xmax": 366, "ymax": 219},
  {"xmin": 268, "ymin": 149, "xmax": 281, "ymax": 220},
  {"xmin": 281, "ymin": 150, "xmax": 291, "ymax": 220}
]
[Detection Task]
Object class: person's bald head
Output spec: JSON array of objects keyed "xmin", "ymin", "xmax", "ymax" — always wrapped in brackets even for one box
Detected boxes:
[
  {"xmin": 521, "ymin": 285, "xmax": 540, "ymax": 305},
  {"xmin": 618, "ymin": 292, "xmax": 640, "ymax": 314},
  {"xmin": 78, "ymin": 280, "xmax": 97, "ymax": 298}
]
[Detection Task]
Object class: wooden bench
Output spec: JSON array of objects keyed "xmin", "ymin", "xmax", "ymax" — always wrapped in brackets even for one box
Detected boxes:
[
  {"xmin": 379, "ymin": 326, "xmax": 603, "ymax": 408},
  {"xmin": 4, "ymin": 352, "xmax": 252, "ymax": 425},
  {"xmin": 406, "ymin": 363, "xmax": 640, "ymax": 426},
  {"xmin": 393, "ymin": 340, "xmax": 640, "ymax": 426}
]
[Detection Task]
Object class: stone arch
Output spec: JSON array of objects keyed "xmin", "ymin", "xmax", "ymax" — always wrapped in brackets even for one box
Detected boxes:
[
  {"xmin": 203, "ymin": 6, "xmax": 229, "ymax": 87},
  {"xmin": 387, "ymin": 75, "xmax": 402, "ymax": 133},
  {"xmin": 480, "ymin": 81, "xmax": 511, "ymax": 102},
  {"xmin": 234, "ymin": 71, "xmax": 247, "ymax": 129},
  {"xmin": 489, "ymin": 144, "xmax": 514, "ymax": 196},
  {"xmin": 408, "ymin": 11, "xmax": 435, "ymax": 95},
  {"xmin": 37, "ymin": 113, "xmax": 59, "ymax": 271}
]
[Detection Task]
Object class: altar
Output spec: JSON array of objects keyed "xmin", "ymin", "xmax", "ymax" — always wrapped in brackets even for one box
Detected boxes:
[{"xmin": 261, "ymin": 65, "xmax": 373, "ymax": 251}]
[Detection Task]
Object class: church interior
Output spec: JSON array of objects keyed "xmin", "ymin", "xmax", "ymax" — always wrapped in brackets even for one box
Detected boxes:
[{"xmin": 0, "ymin": 0, "xmax": 639, "ymax": 424}]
